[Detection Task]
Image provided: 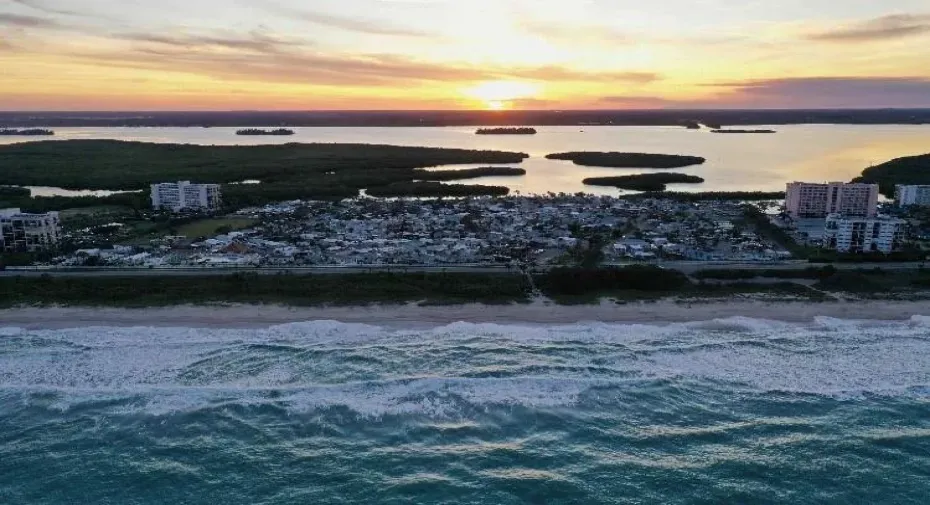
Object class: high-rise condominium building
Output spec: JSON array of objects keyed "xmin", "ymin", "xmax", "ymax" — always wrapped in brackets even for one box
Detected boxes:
[
  {"xmin": 0, "ymin": 208, "xmax": 61, "ymax": 253},
  {"xmin": 822, "ymin": 214, "xmax": 906, "ymax": 254},
  {"xmin": 151, "ymin": 181, "xmax": 222, "ymax": 212},
  {"xmin": 895, "ymin": 185, "xmax": 930, "ymax": 207},
  {"xmin": 785, "ymin": 182, "xmax": 879, "ymax": 219}
]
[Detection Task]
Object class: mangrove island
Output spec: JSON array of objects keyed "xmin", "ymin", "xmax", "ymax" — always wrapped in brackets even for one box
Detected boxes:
[
  {"xmin": 546, "ymin": 152, "xmax": 706, "ymax": 169},
  {"xmin": 0, "ymin": 129, "xmax": 54, "ymax": 136},
  {"xmin": 415, "ymin": 166, "xmax": 526, "ymax": 181},
  {"xmin": 236, "ymin": 128, "xmax": 295, "ymax": 136},
  {"xmin": 854, "ymin": 152, "xmax": 930, "ymax": 197},
  {"xmin": 476, "ymin": 127, "xmax": 537, "ymax": 135},
  {"xmin": 0, "ymin": 140, "xmax": 528, "ymax": 209},
  {"xmin": 583, "ymin": 173, "xmax": 705, "ymax": 192}
]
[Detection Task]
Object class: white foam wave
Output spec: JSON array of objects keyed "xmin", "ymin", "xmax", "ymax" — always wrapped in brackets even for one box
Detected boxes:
[
  {"xmin": 1, "ymin": 318, "xmax": 929, "ymax": 417},
  {"xmin": 0, "ymin": 326, "xmax": 24, "ymax": 336}
]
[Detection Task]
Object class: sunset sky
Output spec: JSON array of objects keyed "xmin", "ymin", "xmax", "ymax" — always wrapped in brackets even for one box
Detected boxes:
[{"xmin": 2, "ymin": 0, "xmax": 930, "ymax": 110}]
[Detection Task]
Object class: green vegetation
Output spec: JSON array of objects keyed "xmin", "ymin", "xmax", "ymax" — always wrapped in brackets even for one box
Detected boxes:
[
  {"xmin": 8, "ymin": 266, "xmax": 930, "ymax": 307},
  {"xmin": 366, "ymin": 182, "xmax": 510, "ymax": 198},
  {"xmin": 0, "ymin": 187, "xmax": 150, "ymax": 214},
  {"xmin": 415, "ymin": 166, "xmax": 526, "ymax": 181},
  {"xmin": 476, "ymin": 128, "xmax": 537, "ymax": 135},
  {"xmin": 694, "ymin": 266, "xmax": 837, "ymax": 280},
  {"xmin": 583, "ymin": 173, "xmax": 704, "ymax": 192},
  {"xmin": 0, "ymin": 186, "xmax": 31, "ymax": 200},
  {"xmin": 0, "ymin": 140, "xmax": 528, "ymax": 208},
  {"xmin": 174, "ymin": 218, "xmax": 257, "ymax": 239},
  {"xmin": 742, "ymin": 205, "xmax": 812, "ymax": 258},
  {"xmin": 812, "ymin": 268, "xmax": 930, "ymax": 298},
  {"xmin": 853, "ymin": 153, "xmax": 930, "ymax": 197},
  {"xmin": 546, "ymin": 152, "xmax": 706, "ymax": 169},
  {"xmin": 535, "ymin": 266, "xmax": 691, "ymax": 303},
  {"xmin": 0, "ymin": 273, "xmax": 533, "ymax": 308}
]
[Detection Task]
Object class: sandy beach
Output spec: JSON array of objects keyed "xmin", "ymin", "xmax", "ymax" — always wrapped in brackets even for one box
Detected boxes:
[{"xmin": 3, "ymin": 300, "xmax": 930, "ymax": 329}]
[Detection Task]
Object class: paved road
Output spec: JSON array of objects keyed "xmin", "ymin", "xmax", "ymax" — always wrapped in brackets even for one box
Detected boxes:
[{"xmin": 1, "ymin": 261, "xmax": 925, "ymax": 277}]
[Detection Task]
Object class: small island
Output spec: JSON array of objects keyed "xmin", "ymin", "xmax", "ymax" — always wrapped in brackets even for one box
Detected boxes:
[
  {"xmin": 0, "ymin": 129, "xmax": 54, "ymax": 136},
  {"xmin": 416, "ymin": 166, "xmax": 526, "ymax": 181},
  {"xmin": 711, "ymin": 129, "xmax": 776, "ymax": 134},
  {"xmin": 476, "ymin": 128, "xmax": 537, "ymax": 135},
  {"xmin": 367, "ymin": 182, "xmax": 510, "ymax": 198},
  {"xmin": 546, "ymin": 152, "xmax": 706, "ymax": 169},
  {"xmin": 235, "ymin": 128, "xmax": 295, "ymax": 136},
  {"xmin": 583, "ymin": 173, "xmax": 704, "ymax": 192}
]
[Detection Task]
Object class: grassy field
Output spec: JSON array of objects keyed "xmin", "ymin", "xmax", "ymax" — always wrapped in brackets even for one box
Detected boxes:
[{"xmin": 175, "ymin": 218, "xmax": 258, "ymax": 238}]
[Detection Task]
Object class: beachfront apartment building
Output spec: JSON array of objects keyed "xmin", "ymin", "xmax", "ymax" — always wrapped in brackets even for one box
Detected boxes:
[
  {"xmin": 895, "ymin": 185, "xmax": 930, "ymax": 207},
  {"xmin": 151, "ymin": 181, "xmax": 222, "ymax": 212},
  {"xmin": 0, "ymin": 208, "xmax": 61, "ymax": 253},
  {"xmin": 785, "ymin": 182, "xmax": 879, "ymax": 219},
  {"xmin": 822, "ymin": 214, "xmax": 906, "ymax": 254}
]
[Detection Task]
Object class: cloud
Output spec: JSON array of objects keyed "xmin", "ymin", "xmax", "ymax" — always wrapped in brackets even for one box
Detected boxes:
[
  {"xmin": 57, "ymin": 25, "xmax": 661, "ymax": 88},
  {"xmin": 520, "ymin": 18, "xmax": 628, "ymax": 44},
  {"xmin": 264, "ymin": 3, "xmax": 432, "ymax": 37},
  {"xmin": 508, "ymin": 97, "xmax": 559, "ymax": 109},
  {"xmin": 808, "ymin": 13, "xmax": 930, "ymax": 42},
  {"xmin": 597, "ymin": 96, "xmax": 680, "ymax": 109},
  {"xmin": 7, "ymin": 0, "xmax": 83, "ymax": 16},
  {"xmin": 117, "ymin": 31, "xmax": 309, "ymax": 54},
  {"xmin": 0, "ymin": 12, "xmax": 60, "ymax": 28},
  {"xmin": 70, "ymin": 45, "xmax": 493, "ymax": 86},
  {"xmin": 595, "ymin": 77, "xmax": 930, "ymax": 109},
  {"xmin": 515, "ymin": 67, "xmax": 659, "ymax": 84},
  {"xmin": 707, "ymin": 77, "xmax": 930, "ymax": 108}
]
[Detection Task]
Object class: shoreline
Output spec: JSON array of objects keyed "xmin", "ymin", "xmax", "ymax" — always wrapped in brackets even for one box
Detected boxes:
[{"xmin": 3, "ymin": 299, "xmax": 930, "ymax": 330}]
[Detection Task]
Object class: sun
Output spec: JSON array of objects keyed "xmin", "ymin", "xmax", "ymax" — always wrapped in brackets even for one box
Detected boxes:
[
  {"xmin": 464, "ymin": 80, "xmax": 540, "ymax": 110},
  {"xmin": 486, "ymin": 100, "xmax": 508, "ymax": 111}
]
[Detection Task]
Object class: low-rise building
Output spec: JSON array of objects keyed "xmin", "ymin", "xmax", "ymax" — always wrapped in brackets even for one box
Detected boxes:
[
  {"xmin": 895, "ymin": 185, "xmax": 930, "ymax": 207},
  {"xmin": 151, "ymin": 181, "xmax": 222, "ymax": 212},
  {"xmin": 822, "ymin": 214, "xmax": 907, "ymax": 254},
  {"xmin": 786, "ymin": 182, "xmax": 878, "ymax": 218},
  {"xmin": 0, "ymin": 208, "xmax": 61, "ymax": 252}
]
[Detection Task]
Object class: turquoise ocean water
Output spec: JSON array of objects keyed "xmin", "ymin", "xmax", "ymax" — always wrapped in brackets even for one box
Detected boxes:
[{"xmin": 1, "ymin": 318, "xmax": 928, "ymax": 504}]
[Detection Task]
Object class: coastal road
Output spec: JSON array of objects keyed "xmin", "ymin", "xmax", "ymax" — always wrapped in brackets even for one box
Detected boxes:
[{"xmin": 1, "ymin": 261, "xmax": 925, "ymax": 277}]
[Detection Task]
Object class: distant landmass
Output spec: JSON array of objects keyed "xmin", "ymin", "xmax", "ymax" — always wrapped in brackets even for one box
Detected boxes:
[
  {"xmin": 583, "ymin": 173, "xmax": 704, "ymax": 192},
  {"xmin": 235, "ymin": 128, "xmax": 295, "ymax": 136},
  {"xmin": 546, "ymin": 152, "xmax": 706, "ymax": 169},
  {"xmin": 475, "ymin": 127, "xmax": 537, "ymax": 135},
  {"xmin": 1, "ymin": 109, "xmax": 929, "ymax": 127},
  {"xmin": 711, "ymin": 129, "xmax": 776, "ymax": 134},
  {"xmin": 854, "ymin": 153, "xmax": 930, "ymax": 197},
  {"xmin": 0, "ymin": 129, "xmax": 54, "ymax": 136}
]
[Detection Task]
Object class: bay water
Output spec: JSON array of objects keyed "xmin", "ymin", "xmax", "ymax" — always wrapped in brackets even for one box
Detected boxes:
[{"xmin": 3, "ymin": 125, "xmax": 930, "ymax": 195}]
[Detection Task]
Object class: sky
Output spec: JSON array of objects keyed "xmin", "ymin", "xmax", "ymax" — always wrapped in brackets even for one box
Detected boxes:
[{"xmin": 1, "ymin": 0, "xmax": 930, "ymax": 110}]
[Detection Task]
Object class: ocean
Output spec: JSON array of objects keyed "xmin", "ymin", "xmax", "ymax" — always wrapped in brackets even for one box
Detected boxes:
[
  {"xmin": 3, "ymin": 125, "xmax": 930, "ymax": 195},
  {"xmin": 1, "ymin": 318, "xmax": 928, "ymax": 504}
]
